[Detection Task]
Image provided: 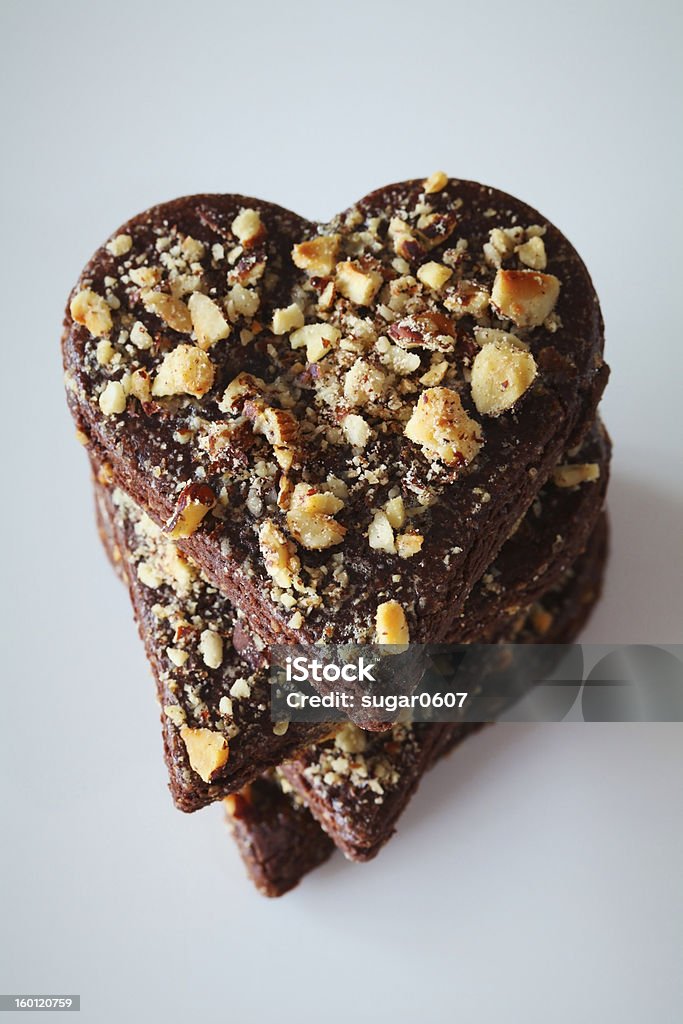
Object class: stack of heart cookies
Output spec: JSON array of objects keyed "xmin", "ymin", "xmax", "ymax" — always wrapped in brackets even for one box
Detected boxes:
[{"xmin": 63, "ymin": 174, "xmax": 610, "ymax": 895}]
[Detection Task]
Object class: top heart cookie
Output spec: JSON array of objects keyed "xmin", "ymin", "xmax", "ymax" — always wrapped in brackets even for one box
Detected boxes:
[{"xmin": 63, "ymin": 176, "xmax": 608, "ymax": 646}]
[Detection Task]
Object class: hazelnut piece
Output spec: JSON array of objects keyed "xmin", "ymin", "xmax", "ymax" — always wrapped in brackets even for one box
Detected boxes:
[
  {"xmin": 335, "ymin": 261, "xmax": 383, "ymax": 306},
  {"xmin": 404, "ymin": 387, "xmax": 483, "ymax": 467},
  {"xmin": 70, "ymin": 289, "xmax": 113, "ymax": 337},
  {"xmin": 289, "ymin": 323, "xmax": 340, "ymax": 363},
  {"xmin": 471, "ymin": 339, "xmax": 537, "ymax": 417},
  {"xmin": 180, "ymin": 726, "xmax": 229, "ymax": 783},
  {"xmin": 291, "ymin": 234, "xmax": 340, "ymax": 276},
  {"xmin": 553, "ymin": 463, "xmax": 600, "ymax": 488},
  {"xmin": 375, "ymin": 600, "xmax": 410, "ymax": 645},
  {"xmin": 286, "ymin": 483, "xmax": 346, "ymax": 550},
  {"xmin": 491, "ymin": 270, "xmax": 560, "ymax": 328},
  {"xmin": 417, "ymin": 261, "xmax": 453, "ymax": 291},
  {"xmin": 423, "ymin": 170, "xmax": 449, "ymax": 194},
  {"xmin": 152, "ymin": 344, "xmax": 215, "ymax": 398},
  {"xmin": 188, "ymin": 292, "xmax": 231, "ymax": 349},
  {"xmin": 142, "ymin": 291, "xmax": 193, "ymax": 333},
  {"xmin": 165, "ymin": 483, "xmax": 216, "ymax": 539},
  {"xmin": 231, "ymin": 208, "xmax": 265, "ymax": 248}
]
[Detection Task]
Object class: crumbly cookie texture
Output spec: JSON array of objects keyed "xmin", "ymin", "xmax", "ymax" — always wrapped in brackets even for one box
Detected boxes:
[{"xmin": 66, "ymin": 174, "xmax": 592, "ymax": 645}]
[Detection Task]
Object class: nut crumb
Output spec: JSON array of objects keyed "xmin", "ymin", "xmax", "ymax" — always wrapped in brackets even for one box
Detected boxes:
[
  {"xmin": 199, "ymin": 629, "xmax": 224, "ymax": 669},
  {"xmin": 98, "ymin": 380, "xmax": 126, "ymax": 416},
  {"xmin": 553, "ymin": 463, "xmax": 600, "ymax": 487}
]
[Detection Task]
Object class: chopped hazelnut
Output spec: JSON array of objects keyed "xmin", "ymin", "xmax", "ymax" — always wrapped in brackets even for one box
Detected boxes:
[
  {"xmin": 218, "ymin": 696, "xmax": 233, "ymax": 717},
  {"xmin": 167, "ymin": 648, "xmax": 189, "ymax": 667},
  {"xmin": 471, "ymin": 339, "xmax": 537, "ymax": 416},
  {"xmin": 491, "ymin": 270, "xmax": 560, "ymax": 328},
  {"xmin": 397, "ymin": 531, "xmax": 424, "ymax": 559},
  {"xmin": 416, "ymin": 210, "xmax": 458, "ymax": 248},
  {"xmin": 291, "ymin": 234, "xmax": 340, "ymax": 276},
  {"xmin": 165, "ymin": 482, "xmax": 216, "ymax": 539},
  {"xmin": 142, "ymin": 291, "xmax": 193, "ymax": 333},
  {"xmin": 199, "ymin": 629, "xmax": 224, "ymax": 670},
  {"xmin": 286, "ymin": 483, "xmax": 346, "ymax": 550},
  {"xmin": 375, "ymin": 600, "xmax": 410, "ymax": 645},
  {"xmin": 272, "ymin": 303, "xmax": 304, "ymax": 335},
  {"xmin": 106, "ymin": 234, "xmax": 133, "ymax": 257},
  {"xmin": 277, "ymin": 475, "xmax": 294, "ymax": 509},
  {"xmin": 70, "ymin": 289, "xmax": 113, "ymax": 337},
  {"xmin": 368, "ymin": 511, "xmax": 396, "ymax": 554},
  {"xmin": 129, "ymin": 368, "xmax": 151, "ymax": 404},
  {"xmin": 98, "ymin": 380, "xmax": 126, "ymax": 416},
  {"xmin": 228, "ymin": 283, "xmax": 260, "ymax": 317},
  {"xmin": 96, "ymin": 338, "xmax": 114, "ymax": 366},
  {"xmin": 553, "ymin": 463, "xmax": 600, "ymax": 488},
  {"xmin": 473, "ymin": 327, "xmax": 528, "ymax": 350},
  {"xmin": 130, "ymin": 266, "xmax": 161, "ymax": 288},
  {"xmin": 289, "ymin": 322, "xmax": 340, "ymax": 363},
  {"xmin": 485, "ymin": 227, "xmax": 522, "ymax": 266},
  {"xmin": 130, "ymin": 320, "xmax": 153, "ymax": 350},
  {"xmin": 423, "ymin": 170, "xmax": 449, "ymax": 194},
  {"xmin": 389, "ymin": 312, "xmax": 456, "ymax": 351},
  {"xmin": 188, "ymin": 292, "xmax": 231, "ymax": 349},
  {"xmin": 404, "ymin": 387, "xmax": 483, "ymax": 467},
  {"xmin": 341, "ymin": 413, "xmax": 371, "ymax": 448},
  {"xmin": 318, "ymin": 280, "xmax": 335, "ymax": 310},
  {"xmin": 388, "ymin": 218, "xmax": 423, "ymax": 261},
  {"xmin": 380, "ymin": 343, "xmax": 421, "ymax": 376},
  {"xmin": 516, "ymin": 235, "xmax": 547, "ymax": 270},
  {"xmin": 384, "ymin": 496, "xmax": 405, "ymax": 529},
  {"xmin": 259, "ymin": 520, "xmax": 297, "ymax": 588},
  {"xmin": 419, "ymin": 360, "xmax": 449, "ymax": 386},
  {"xmin": 344, "ymin": 359, "xmax": 387, "ymax": 406},
  {"xmin": 256, "ymin": 407, "xmax": 298, "ymax": 449},
  {"xmin": 335, "ymin": 261, "xmax": 383, "ymax": 306},
  {"xmin": 180, "ymin": 235, "xmax": 205, "ymax": 262},
  {"xmin": 96, "ymin": 462, "xmax": 112, "ymax": 485},
  {"xmin": 218, "ymin": 371, "xmax": 265, "ymax": 414},
  {"xmin": 180, "ymin": 726, "xmax": 229, "ymax": 783},
  {"xmin": 443, "ymin": 280, "xmax": 490, "ymax": 320},
  {"xmin": 231, "ymin": 208, "xmax": 265, "ymax": 248},
  {"xmin": 137, "ymin": 561, "xmax": 162, "ymax": 589},
  {"xmin": 417, "ymin": 261, "xmax": 453, "ymax": 291},
  {"xmin": 162, "ymin": 542, "xmax": 196, "ymax": 592},
  {"xmin": 152, "ymin": 344, "xmax": 215, "ymax": 398},
  {"xmin": 164, "ymin": 704, "xmax": 187, "ymax": 727}
]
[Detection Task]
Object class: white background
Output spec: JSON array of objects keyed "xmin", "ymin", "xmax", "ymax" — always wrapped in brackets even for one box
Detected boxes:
[{"xmin": 1, "ymin": 1, "xmax": 682, "ymax": 1021}]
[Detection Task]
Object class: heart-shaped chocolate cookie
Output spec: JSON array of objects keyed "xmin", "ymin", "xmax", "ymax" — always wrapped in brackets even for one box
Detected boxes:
[
  {"xmin": 93, "ymin": 419, "xmax": 608, "ymax": 809},
  {"xmin": 64, "ymin": 176, "xmax": 608, "ymax": 648}
]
